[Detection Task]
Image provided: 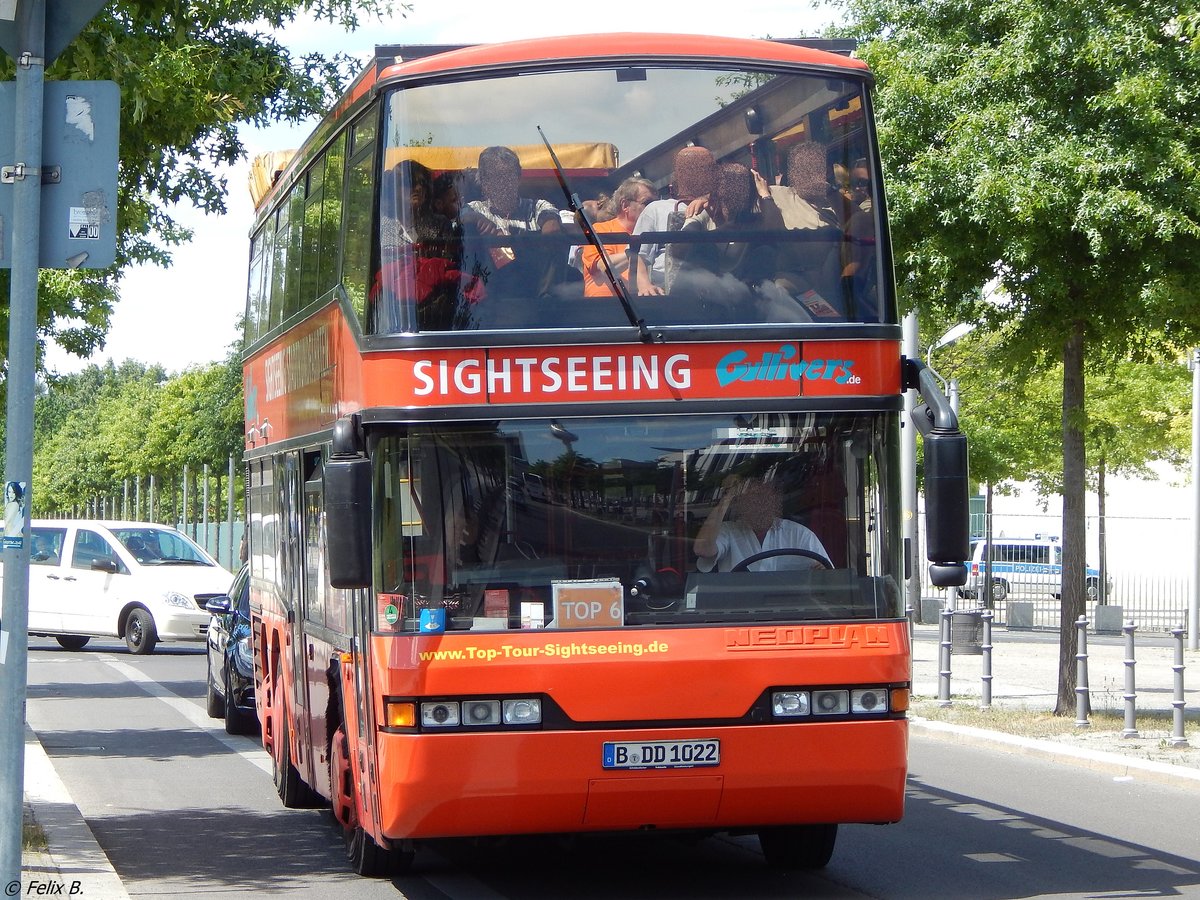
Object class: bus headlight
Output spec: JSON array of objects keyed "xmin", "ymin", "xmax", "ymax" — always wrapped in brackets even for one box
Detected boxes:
[
  {"xmin": 771, "ymin": 691, "xmax": 811, "ymax": 717},
  {"xmin": 462, "ymin": 700, "xmax": 501, "ymax": 726},
  {"xmin": 811, "ymin": 690, "xmax": 850, "ymax": 716},
  {"xmin": 851, "ymin": 689, "xmax": 889, "ymax": 714},
  {"xmin": 502, "ymin": 698, "xmax": 542, "ymax": 725},
  {"xmin": 420, "ymin": 702, "xmax": 461, "ymax": 727}
]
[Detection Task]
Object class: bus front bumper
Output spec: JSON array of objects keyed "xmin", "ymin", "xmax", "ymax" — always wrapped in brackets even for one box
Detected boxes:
[{"xmin": 374, "ymin": 718, "xmax": 907, "ymax": 840}]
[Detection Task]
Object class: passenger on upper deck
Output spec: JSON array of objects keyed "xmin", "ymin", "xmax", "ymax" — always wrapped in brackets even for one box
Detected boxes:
[
  {"xmin": 579, "ymin": 177, "xmax": 663, "ymax": 298},
  {"xmin": 761, "ymin": 142, "xmax": 847, "ymax": 320},
  {"xmin": 839, "ymin": 158, "xmax": 878, "ymax": 319},
  {"xmin": 459, "ymin": 146, "xmax": 564, "ymax": 301},
  {"xmin": 632, "ymin": 146, "xmax": 716, "ymax": 290},
  {"xmin": 372, "ymin": 159, "xmax": 476, "ymax": 332},
  {"xmin": 665, "ymin": 162, "xmax": 776, "ymax": 313}
]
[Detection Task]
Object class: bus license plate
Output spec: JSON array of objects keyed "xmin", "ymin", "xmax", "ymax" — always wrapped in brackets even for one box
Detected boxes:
[{"xmin": 602, "ymin": 739, "xmax": 720, "ymax": 770}]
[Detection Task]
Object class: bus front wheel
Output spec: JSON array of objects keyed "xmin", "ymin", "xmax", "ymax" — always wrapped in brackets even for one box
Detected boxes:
[
  {"xmin": 758, "ymin": 824, "xmax": 838, "ymax": 870},
  {"xmin": 346, "ymin": 826, "xmax": 414, "ymax": 877}
]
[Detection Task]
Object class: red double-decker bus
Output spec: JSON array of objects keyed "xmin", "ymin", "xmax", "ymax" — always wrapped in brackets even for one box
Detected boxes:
[{"xmin": 242, "ymin": 33, "xmax": 968, "ymax": 876}]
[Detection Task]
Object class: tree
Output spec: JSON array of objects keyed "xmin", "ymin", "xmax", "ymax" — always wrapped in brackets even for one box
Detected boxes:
[
  {"xmin": 0, "ymin": 0, "xmax": 399, "ymax": 375},
  {"xmin": 839, "ymin": 0, "xmax": 1200, "ymax": 713}
]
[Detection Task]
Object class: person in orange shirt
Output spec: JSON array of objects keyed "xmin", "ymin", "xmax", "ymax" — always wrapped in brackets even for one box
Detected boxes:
[{"xmin": 580, "ymin": 177, "xmax": 665, "ymax": 298}]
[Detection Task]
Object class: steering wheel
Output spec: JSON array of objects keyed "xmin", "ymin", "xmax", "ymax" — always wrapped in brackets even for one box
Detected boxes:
[{"xmin": 730, "ymin": 548, "xmax": 833, "ymax": 573}]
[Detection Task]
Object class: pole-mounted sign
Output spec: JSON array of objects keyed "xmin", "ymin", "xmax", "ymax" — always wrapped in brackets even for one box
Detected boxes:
[{"xmin": 1, "ymin": 0, "xmax": 114, "ymax": 890}]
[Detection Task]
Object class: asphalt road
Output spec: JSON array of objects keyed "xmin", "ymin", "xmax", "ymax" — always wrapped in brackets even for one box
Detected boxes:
[{"xmin": 23, "ymin": 637, "xmax": 1200, "ymax": 899}]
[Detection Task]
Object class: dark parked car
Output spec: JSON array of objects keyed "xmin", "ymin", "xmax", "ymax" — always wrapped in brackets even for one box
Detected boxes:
[{"xmin": 205, "ymin": 564, "xmax": 256, "ymax": 734}]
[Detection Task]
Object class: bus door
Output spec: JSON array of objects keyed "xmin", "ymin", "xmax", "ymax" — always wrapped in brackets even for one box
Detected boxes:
[
  {"xmin": 300, "ymin": 450, "xmax": 335, "ymax": 798},
  {"xmin": 279, "ymin": 451, "xmax": 314, "ymax": 785}
]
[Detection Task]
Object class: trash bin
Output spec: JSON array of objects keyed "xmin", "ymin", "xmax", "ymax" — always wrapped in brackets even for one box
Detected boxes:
[{"xmin": 950, "ymin": 610, "xmax": 984, "ymax": 655}]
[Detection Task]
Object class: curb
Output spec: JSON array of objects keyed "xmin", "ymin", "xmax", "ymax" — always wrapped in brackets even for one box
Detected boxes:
[
  {"xmin": 21, "ymin": 725, "xmax": 131, "ymax": 900},
  {"xmin": 911, "ymin": 716, "xmax": 1200, "ymax": 789}
]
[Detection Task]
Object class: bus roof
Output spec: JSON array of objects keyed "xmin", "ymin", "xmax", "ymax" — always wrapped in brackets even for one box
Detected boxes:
[
  {"xmin": 250, "ymin": 33, "xmax": 868, "ymax": 215},
  {"xmin": 376, "ymin": 34, "xmax": 867, "ymax": 81}
]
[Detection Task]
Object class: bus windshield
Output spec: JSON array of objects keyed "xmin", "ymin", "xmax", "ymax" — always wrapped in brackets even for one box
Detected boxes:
[
  {"xmin": 371, "ymin": 412, "xmax": 901, "ymax": 632},
  {"xmin": 372, "ymin": 63, "xmax": 885, "ymax": 333}
]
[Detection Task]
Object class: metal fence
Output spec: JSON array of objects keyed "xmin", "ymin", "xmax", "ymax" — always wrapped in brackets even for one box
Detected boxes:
[
  {"xmin": 39, "ymin": 456, "xmax": 245, "ymax": 571},
  {"xmin": 918, "ymin": 508, "xmax": 1194, "ymax": 634}
]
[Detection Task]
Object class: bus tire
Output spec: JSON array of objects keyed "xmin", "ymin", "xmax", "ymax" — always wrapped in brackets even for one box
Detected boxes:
[
  {"xmin": 125, "ymin": 608, "xmax": 158, "ymax": 655},
  {"xmin": 1085, "ymin": 577, "xmax": 1101, "ymax": 602},
  {"xmin": 989, "ymin": 579, "xmax": 1008, "ymax": 603},
  {"xmin": 55, "ymin": 635, "xmax": 90, "ymax": 651},
  {"xmin": 346, "ymin": 825, "xmax": 414, "ymax": 877},
  {"xmin": 272, "ymin": 706, "xmax": 321, "ymax": 808},
  {"xmin": 758, "ymin": 824, "xmax": 838, "ymax": 870}
]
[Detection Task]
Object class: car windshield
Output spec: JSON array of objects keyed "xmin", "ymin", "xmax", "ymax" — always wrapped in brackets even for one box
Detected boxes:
[{"xmin": 113, "ymin": 528, "xmax": 214, "ymax": 566}]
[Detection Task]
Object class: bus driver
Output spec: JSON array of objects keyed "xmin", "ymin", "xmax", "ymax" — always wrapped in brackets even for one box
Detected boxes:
[{"xmin": 693, "ymin": 474, "xmax": 831, "ymax": 572}]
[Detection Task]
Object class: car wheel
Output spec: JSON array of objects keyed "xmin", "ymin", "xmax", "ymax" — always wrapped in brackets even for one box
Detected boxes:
[
  {"xmin": 55, "ymin": 635, "xmax": 90, "ymax": 651},
  {"xmin": 758, "ymin": 824, "xmax": 838, "ymax": 870},
  {"xmin": 125, "ymin": 608, "xmax": 158, "ymax": 655},
  {"xmin": 205, "ymin": 656, "xmax": 225, "ymax": 719},
  {"xmin": 989, "ymin": 580, "xmax": 1008, "ymax": 603},
  {"xmin": 1085, "ymin": 577, "xmax": 1101, "ymax": 603},
  {"xmin": 224, "ymin": 668, "xmax": 254, "ymax": 736}
]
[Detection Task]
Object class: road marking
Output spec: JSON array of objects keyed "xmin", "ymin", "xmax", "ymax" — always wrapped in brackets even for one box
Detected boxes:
[{"xmin": 96, "ymin": 654, "xmax": 273, "ymax": 775}]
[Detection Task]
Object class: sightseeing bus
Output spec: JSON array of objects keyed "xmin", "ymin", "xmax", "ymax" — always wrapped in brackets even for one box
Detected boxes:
[{"xmin": 242, "ymin": 33, "xmax": 969, "ymax": 876}]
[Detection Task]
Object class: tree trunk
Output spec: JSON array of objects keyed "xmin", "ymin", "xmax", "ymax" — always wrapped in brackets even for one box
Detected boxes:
[{"xmin": 1056, "ymin": 319, "xmax": 1088, "ymax": 715}]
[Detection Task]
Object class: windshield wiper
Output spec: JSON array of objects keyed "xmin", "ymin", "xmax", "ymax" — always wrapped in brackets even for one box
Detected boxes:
[{"xmin": 536, "ymin": 125, "xmax": 657, "ymax": 343}]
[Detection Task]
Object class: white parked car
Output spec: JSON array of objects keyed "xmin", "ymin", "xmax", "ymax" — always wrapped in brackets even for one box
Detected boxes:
[{"xmin": 9, "ymin": 520, "xmax": 234, "ymax": 654}]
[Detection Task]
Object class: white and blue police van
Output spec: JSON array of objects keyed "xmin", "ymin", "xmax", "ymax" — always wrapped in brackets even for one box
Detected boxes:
[{"xmin": 961, "ymin": 536, "xmax": 1106, "ymax": 603}]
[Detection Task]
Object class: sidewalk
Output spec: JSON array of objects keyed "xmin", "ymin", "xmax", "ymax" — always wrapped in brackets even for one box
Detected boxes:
[
  {"xmin": 20, "ymin": 725, "xmax": 130, "ymax": 899},
  {"xmin": 19, "ymin": 627, "xmax": 1200, "ymax": 893},
  {"xmin": 909, "ymin": 621, "xmax": 1200, "ymax": 786}
]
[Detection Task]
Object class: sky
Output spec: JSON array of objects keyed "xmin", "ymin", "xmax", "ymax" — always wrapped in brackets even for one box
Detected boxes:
[{"xmin": 42, "ymin": 0, "xmax": 844, "ymax": 376}]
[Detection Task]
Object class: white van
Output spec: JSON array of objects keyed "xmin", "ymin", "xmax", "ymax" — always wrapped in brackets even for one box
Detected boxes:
[
  {"xmin": 6, "ymin": 520, "xmax": 233, "ymax": 654},
  {"xmin": 962, "ymin": 536, "xmax": 1105, "ymax": 603}
]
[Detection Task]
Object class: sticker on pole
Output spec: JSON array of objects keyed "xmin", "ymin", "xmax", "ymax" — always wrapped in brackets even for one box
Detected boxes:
[
  {"xmin": 4, "ymin": 481, "xmax": 26, "ymax": 548},
  {"xmin": 68, "ymin": 207, "xmax": 100, "ymax": 240}
]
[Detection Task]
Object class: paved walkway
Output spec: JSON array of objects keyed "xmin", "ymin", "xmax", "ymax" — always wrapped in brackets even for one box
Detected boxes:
[
  {"xmin": 17, "ymin": 624, "xmax": 1200, "ymax": 893},
  {"xmin": 910, "ymin": 621, "xmax": 1200, "ymax": 784}
]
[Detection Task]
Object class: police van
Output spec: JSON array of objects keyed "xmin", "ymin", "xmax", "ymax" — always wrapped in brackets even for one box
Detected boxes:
[{"xmin": 961, "ymin": 536, "xmax": 1106, "ymax": 603}]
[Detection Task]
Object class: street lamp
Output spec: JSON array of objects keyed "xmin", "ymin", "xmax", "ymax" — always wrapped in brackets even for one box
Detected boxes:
[
  {"xmin": 927, "ymin": 322, "xmax": 976, "ymax": 367},
  {"xmin": 1189, "ymin": 349, "xmax": 1200, "ymax": 650},
  {"xmin": 927, "ymin": 322, "xmax": 976, "ymax": 415}
]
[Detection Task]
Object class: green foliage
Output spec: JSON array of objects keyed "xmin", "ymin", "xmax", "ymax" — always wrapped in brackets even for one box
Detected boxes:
[
  {"xmin": 0, "ymin": 0, "xmax": 401, "ymax": 369},
  {"xmin": 836, "ymin": 0, "xmax": 1200, "ymax": 709},
  {"xmin": 31, "ymin": 355, "xmax": 244, "ymax": 516},
  {"xmin": 838, "ymin": 0, "xmax": 1200, "ymax": 358}
]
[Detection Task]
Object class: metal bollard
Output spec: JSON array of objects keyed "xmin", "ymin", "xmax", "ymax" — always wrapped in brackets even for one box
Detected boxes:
[
  {"xmin": 1075, "ymin": 616, "xmax": 1090, "ymax": 729},
  {"xmin": 1122, "ymin": 620, "xmax": 1138, "ymax": 739},
  {"xmin": 939, "ymin": 605, "xmax": 953, "ymax": 707},
  {"xmin": 980, "ymin": 609, "xmax": 993, "ymax": 710},
  {"xmin": 1170, "ymin": 624, "xmax": 1190, "ymax": 748}
]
